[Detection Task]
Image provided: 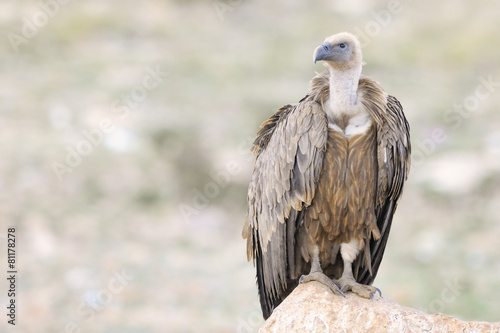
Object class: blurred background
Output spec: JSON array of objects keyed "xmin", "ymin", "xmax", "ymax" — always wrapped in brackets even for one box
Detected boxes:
[{"xmin": 0, "ymin": 0, "xmax": 499, "ymax": 332}]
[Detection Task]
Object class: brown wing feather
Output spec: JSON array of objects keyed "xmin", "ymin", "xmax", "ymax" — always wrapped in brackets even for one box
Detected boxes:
[
  {"xmin": 251, "ymin": 104, "xmax": 294, "ymax": 156},
  {"xmin": 355, "ymin": 80, "xmax": 411, "ymax": 284},
  {"xmin": 242, "ymin": 97, "xmax": 328, "ymax": 319}
]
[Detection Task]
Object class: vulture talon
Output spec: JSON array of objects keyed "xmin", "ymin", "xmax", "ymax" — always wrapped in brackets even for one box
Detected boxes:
[
  {"xmin": 333, "ymin": 272, "xmax": 381, "ymax": 300},
  {"xmin": 299, "ymin": 270, "xmax": 345, "ymax": 297}
]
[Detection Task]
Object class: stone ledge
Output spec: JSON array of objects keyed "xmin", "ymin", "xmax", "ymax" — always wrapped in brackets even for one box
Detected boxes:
[{"xmin": 259, "ymin": 282, "xmax": 500, "ymax": 332}]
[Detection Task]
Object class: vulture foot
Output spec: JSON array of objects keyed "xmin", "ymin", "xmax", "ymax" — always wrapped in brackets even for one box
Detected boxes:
[
  {"xmin": 299, "ymin": 271, "xmax": 345, "ymax": 297},
  {"xmin": 334, "ymin": 276, "xmax": 381, "ymax": 299}
]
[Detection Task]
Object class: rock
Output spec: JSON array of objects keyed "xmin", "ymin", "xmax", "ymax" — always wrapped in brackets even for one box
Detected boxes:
[{"xmin": 259, "ymin": 282, "xmax": 500, "ymax": 332}]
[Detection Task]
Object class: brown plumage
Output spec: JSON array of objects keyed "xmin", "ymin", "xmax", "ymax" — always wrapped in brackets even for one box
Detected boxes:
[{"xmin": 242, "ymin": 32, "xmax": 411, "ymax": 319}]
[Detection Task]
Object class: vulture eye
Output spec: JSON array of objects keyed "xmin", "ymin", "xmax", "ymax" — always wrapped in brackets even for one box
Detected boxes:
[{"xmin": 339, "ymin": 43, "xmax": 346, "ymax": 49}]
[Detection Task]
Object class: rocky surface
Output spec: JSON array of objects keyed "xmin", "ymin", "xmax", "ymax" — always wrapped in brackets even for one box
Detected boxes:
[{"xmin": 259, "ymin": 282, "xmax": 500, "ymax": 332}]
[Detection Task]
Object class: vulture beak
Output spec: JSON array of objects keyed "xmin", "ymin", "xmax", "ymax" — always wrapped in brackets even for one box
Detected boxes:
[{"xmin": 313, "ymin": 43, "xmax": 332, "ymax": 64}]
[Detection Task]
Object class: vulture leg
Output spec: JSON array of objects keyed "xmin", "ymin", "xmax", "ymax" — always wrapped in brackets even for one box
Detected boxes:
[
  {"xmin": 298, "ymin": 246, "xmax": 344, "ymax": 297},
  {"xmin": 333, "ymin": 240, "xmax": 380, "ymax": 299}
]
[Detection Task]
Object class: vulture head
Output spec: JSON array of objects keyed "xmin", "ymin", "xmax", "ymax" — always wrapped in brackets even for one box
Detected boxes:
[{"xmin": 313, "ymin": 32, "xmax": 363, "ymax": 70}]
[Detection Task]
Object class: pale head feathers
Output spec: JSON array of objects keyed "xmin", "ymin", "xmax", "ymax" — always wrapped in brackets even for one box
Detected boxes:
[{"xmin": 313, "ymin": 32, "xmax": 363, "ymax": 71}]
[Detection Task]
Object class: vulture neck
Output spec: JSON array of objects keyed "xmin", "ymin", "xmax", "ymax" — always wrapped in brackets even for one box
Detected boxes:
[{"xmin": 325, "ymin": 65, "xmax": 363, "ymax": 122}]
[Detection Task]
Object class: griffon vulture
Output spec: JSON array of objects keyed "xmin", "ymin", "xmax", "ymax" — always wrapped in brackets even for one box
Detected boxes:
[{"xmin": 242, "ymin": 32, "xmax": 411, "ymax": 319}]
